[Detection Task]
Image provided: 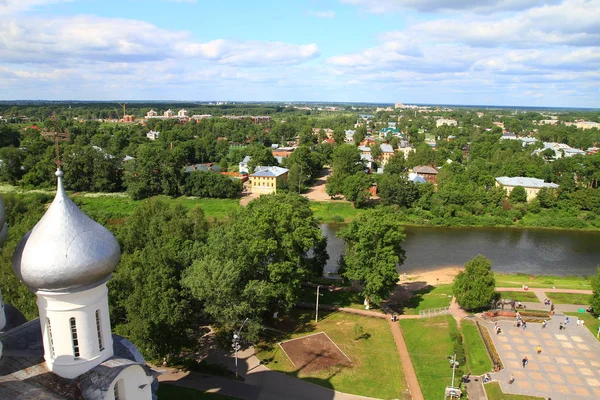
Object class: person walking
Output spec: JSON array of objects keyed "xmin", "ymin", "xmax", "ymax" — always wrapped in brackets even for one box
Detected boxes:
[
  {"xmin": 537, "ymin": 345, "xmax": 542, "ymax": 354},
  {"xmin": 522, "ymin": 356, "xmax": 529, "ymax": 367},
  {"xmin": 542, "ymin": 319, "xmax": 547, "ymax": 328}
]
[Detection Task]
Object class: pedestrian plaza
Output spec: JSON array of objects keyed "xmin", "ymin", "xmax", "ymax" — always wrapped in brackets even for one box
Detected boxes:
[{"xmin": 486, "ymin": 315, "xmax": 600, "ymax": 399}]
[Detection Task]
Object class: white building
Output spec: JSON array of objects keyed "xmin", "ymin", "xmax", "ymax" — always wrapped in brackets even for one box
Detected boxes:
[
  {"xmin": 0, "ymin": 172, "xmax": 156, "ymax": 399},
  {"xmin": 146, "ymin": 130, "xmax": 160, "ymax": 141},
  {"xmin": 495, "ymin": 176, "xmax": 559, "ymax": 201},
  {"xmin": 239, "ymin": 155, "xmax": 251, "ymax": 174},
  {"xmin": 533, "ymin": 142, "xmax": 585, "ymax": 159},
  {"xmin": 178, "ymin": 109, "xmax": 188, "ymax": 118},
  {"xmin": 436, "ymin": 118, "xmax": 457, "ymax": 127},
  {"xmin": 164, "ymin": 109, "xmax": 174, "ymax": 118},
  {"xmin": 145, "ymin": 109, "xmax": 157, "ymax": 118}
]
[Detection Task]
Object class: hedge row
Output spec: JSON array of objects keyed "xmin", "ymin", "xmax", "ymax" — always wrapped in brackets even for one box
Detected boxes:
[{"xmin": 476, "ymin": 321, "xmax": 503, "ymax": 370}]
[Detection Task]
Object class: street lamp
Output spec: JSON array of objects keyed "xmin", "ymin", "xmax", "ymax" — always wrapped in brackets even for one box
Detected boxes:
[
  {"xmin": 315, "ymin": 285, "xmax": 323, "ymax": 324},
  {"xmin": 232, "ymin": 317, "xmax": 249, "ymax": 379}
]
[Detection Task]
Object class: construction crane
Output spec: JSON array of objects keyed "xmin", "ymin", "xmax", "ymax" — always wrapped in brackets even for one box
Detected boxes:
[{"xmin": 117, "ymin": 103, "xmax": 127, "ymax": 120}]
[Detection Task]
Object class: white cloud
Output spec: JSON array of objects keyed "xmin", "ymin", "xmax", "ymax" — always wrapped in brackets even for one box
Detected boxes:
[
  {"xmin": 0, "ymin": 16, "xmax": 320, "ymax": 66},
  {"xmin": 340, "ymin": 0, "xmax": 561, "ymax": 14},
  {"xmin": 175, "ymin": 40, "xmax": 320, "ymax": 66},
  {"xmin": 305, "ymin": 10, "xmax": 336, "ymax": 19},
  {"xmin": 0, "ymin": 0, "xmax": 73, "ymax": 14}
]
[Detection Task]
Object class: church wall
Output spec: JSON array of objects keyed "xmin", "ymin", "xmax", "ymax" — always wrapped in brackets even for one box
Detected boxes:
[{"xmin": 109, "ymin": 364, "xmax": 154, "ymax": 400}]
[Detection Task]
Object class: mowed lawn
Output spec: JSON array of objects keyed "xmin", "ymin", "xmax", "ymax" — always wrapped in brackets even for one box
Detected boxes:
[
  {"xmin": 494, "ymin": 273, "xmax": 592, "ymax": 290},
  {"xmin": 546, "ymin": 292, "xmax": 592, "ymax": 305},
  {"xmin": 310, "ymin": 202, "xmax": 361, "ymax": 223},
  {"xmin": 402, "ymin": 284, "xmax": 454, "ymax": 315},
  {"xmin": 298, "ymin": 286, "xmax": 373, "ymax": 311},
  {"xmin": 461, "ymin": 320, "xmax": 493, "ymax": 375},
  {"xmin": 496, "ymin": 291, "xmax": 540, "ymax": 303},
  {"xmin": 76, "ymin": 195, "xmax": 241, "ymax": 222},
  {"xmin": 256, "ymin": 310, "xmax": 404, "ymax": 399},
  {"xmin": 158, "ymin": 384, "xmax": 238, "ymax": 399},
  {"xmin": 484, "ymin": 382, "xmax": 544, "ymax": 400},
  {"xmin": 400, "ymin": 315, "xmax": 458, "ymax": 400}
]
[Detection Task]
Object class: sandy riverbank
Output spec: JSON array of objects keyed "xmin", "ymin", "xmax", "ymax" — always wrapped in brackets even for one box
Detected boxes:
[{"xmin": 400, "ymin": 266, "xmax": 464, "ymax": 286}]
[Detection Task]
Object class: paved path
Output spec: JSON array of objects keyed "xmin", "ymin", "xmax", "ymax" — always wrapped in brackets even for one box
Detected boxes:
[
  {"xmin": 484, "ymin": 315, "xmax": 600, "ymax": 399},
  {"xmin": 390, "ymin": 320, "xmax": 424, "ymax": 400},
  {"xmin": 161, "ymin": 347, "xmax": 380, "ymax": 400}
]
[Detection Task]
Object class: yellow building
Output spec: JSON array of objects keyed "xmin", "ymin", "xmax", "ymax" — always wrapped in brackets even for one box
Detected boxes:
[
  {"xmin": 495, "ymin": 176, "xmax": 559, "ymax": 201},
  {"xmin": 249, "ymin": 166, "xmax": 289, "ymax": 194}
]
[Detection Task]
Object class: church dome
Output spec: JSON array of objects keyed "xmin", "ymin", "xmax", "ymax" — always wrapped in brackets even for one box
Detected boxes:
[{"xmin": 12, "ymin": 170, "xmax": 121, "ymax": 293}]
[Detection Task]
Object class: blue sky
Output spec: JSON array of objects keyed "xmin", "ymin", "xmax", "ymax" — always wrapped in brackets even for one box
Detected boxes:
[{"xmin": 1, "ymin": 0, "xmax": 599, "ymax": 107}]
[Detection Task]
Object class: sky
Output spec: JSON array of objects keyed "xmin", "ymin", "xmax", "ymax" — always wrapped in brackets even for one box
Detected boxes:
[{"xmin": 0, "ymin": 0, "xmax": 599, "ymax": 107}]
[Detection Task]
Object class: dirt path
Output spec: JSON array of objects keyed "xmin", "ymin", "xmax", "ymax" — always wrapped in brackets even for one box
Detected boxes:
[{"xmin": 390, "ymin": 320, "xmax": 424, "ymax": 400}]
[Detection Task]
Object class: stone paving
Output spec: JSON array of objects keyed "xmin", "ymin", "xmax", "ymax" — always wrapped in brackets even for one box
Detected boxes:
[{"xmin": 485, "ymin": 314, "xmax": 600, "ymax": 400}]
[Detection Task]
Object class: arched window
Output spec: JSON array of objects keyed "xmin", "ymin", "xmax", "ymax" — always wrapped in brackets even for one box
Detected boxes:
[
  {"xmin": 96, "ymin": 310, "xmax": 104, "ymax": 351},
  {"xmin": 47, "ymin": 318, "xmax": 55, "ymax": 359},
  {"xmin": 113, "ymin": 379, "xmax": 124, "ymax": 400},
  {"xmin": 69, "ymin": 317, "xmax": 80, "ymax": 358}
]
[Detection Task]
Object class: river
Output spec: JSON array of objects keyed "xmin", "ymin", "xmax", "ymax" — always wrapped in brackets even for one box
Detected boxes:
[{"xmin": 320, "ymin": 224, "xmax": 600, "ymax": 277}]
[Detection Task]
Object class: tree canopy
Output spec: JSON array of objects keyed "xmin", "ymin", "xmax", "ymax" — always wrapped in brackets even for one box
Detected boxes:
[
  {"xmin": 182, "ymin": 194, "xmax": 327, "ymax": 340},
  {"xmin": 338, "ymin": 209, "xmax": 406, "ymax": 308},
  {"xmin": 453, "ymin": 255, "xmax": 496, "ymax": 310}
]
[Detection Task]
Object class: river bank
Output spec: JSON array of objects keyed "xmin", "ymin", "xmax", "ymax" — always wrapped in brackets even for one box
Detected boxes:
[{"xmin": 405, "ymin": 267, "xmax": 594, "ymax": 290}]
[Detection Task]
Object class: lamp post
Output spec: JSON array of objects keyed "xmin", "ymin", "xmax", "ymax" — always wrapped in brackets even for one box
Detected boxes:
[
  {"xmin": 315, "ymin": 285, "xmax": 321, "ymax": 324},
  {"xmin": 232, "ymin": 317, "xmax": 249, "ymax": 379}
]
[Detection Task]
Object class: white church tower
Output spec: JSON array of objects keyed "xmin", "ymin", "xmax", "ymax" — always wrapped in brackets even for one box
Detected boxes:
[{"xmin": 12, "ymin": 169, "xmax": 121, "ymax": 379}]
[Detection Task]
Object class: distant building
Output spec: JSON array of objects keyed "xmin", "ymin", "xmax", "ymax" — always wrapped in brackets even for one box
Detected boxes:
[
  {"xmin": 495, "ymin": 176, "xmax": 559, "ymax": 201},
  {"xmin": 380, "ymin": 143, "xmax": 395, "ymax": 165},
  {"xmin": 397, "ymin": 141, "xmax": 415, "ymax": 158},
  {"xmin": 408, "ymin": 172, "xmax": 427, "ymax": 184},
  {"xmin": 566, "ymin": 121, "xmax": 600, "ymax": 130},
  {"xmin": 146, "ymin": 130, "xmax": 160, "ymax": 140},
  {"xmin": 394, "ymin": 103, "xmax": 404, "ymax": 109},
  {"xmin": 436, "ymin": 118, "xmax": 457, "ymax": 127},
  {"xmin": 413, "ymin": 165, "xmax": 439, "ymax": 184},
  {"xmin": 249, "ymin": 166, "xmax": 289, "ymax": 194},
  {"xmin": 146, "ymin": 109, "xmax": 157, "ymax": 118},
  {"xmin": 239, "ymin": 156, "xmax": 252, "ymax": 174},
  {"xmin": 533, "ymin": 142, "xmax": 585, "ymax": 159},
  {"xmin": 178, "ymin": 109, "xmax": 188, "ymax": 118},
  {"xmin": 123, "ymin": 115, "xmax": 135, "ymax": 122},
  {"xmin": 164, "ymin": 109, "xmax": 174, "ymax": 118}
]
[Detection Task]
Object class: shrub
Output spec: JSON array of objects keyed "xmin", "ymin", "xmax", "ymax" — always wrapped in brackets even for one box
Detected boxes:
[{"xmin": 476, "ymin": 321, "xmax": 503, "ymax": 370}]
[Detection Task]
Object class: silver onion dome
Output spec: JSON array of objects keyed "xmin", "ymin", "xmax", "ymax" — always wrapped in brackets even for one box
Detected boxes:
[{"xmin": 12, "ymin": 169, "xmax": 121, "ymax": 293}]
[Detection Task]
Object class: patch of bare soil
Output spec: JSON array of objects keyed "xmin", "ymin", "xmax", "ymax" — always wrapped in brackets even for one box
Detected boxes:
[{"xmin": 279, "ymin": 332, "xmax": 351, "ymax": 374}]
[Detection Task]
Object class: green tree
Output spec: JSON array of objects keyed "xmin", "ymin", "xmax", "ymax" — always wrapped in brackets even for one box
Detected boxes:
[
  {"xmin": 341, "ymin": 173, "xmax": 372, "ymax": 207},
  {"xmin": 509, "ymin": 186, "xmax": 527, "ymax": 203},
  {"xmin": 109, "ymin": 199, "xmax": 207, "ymax": 358},
  {"xmin": 353, "ymin": 126, "xmax": 366, "ymax": 145},
  {"xmin": 339, "ymin": 209, "xmax": 406, "ymax": 309},
  {"xmin": 384, "ymin": 152, "xmax": 406, "ymax": 175},
  {"xmin": 590, "ymin": 266, "xmax": 600, "ymax": 315},
  {"xmin": 453, "ymin": 255, "xmax": 496, "ymax": 310},
  {"xmin": 378, "ymin": 175, "xmax": 420, "ymax": 207},
  {"xmin": 183, "ymin": 194, "xmax": 327, "ymax": 340}
]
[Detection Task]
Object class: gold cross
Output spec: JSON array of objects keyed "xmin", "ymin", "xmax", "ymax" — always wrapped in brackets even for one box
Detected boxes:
[{"xmin": 54, "ymin": 134, "xmax": 62, "ymax": 168}]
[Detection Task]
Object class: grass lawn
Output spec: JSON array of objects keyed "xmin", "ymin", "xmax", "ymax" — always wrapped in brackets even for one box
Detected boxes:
[
  {"xmin": 256, "ymin": 309, "xmax": 404, "ymax": 399},
  {"xmin": 565, "ymin": 312, "xmax": 600, "ymax": 341},
  {"xmin": 298, "ymin": 286, "xmax": 370, "ymax": 311},
  {"xmin": 546, "ymin": 292, "xmax": 592, "ymax": 305},
  {"xmin": 461, "ymin": 320, "xmax": 493, "ymax": 375},
  {"xmin": 484, "ymin": 382, "xmax": 544, "ymax": 400},
  {"xmin": 402, "ymin": 284, "xmax": 454, "ymax": 315},
  {"xmin": 496, "ymin": 291, "xmax": 540, "ymax": 303},
  {"xmin": 157, "ymin": 383, "xmax": 239, "ymax": 399},
  {"xmin": 494, "ymin": 273, "xmax": 592, "ymax": 290},
  {"xmin": 310, "ymin": 201, "xmax": 361, "ymax": 223},
  {"xmin": 77, "ymin": 194, "xmax": 240, "ymax": 222},
  {"xmin": 399, "ymin": 315, "xmax": 459, "ymax": 400}
]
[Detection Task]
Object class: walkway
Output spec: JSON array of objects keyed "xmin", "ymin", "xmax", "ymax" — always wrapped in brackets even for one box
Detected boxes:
[
  {"xmin": 484, "ymin": 316, "xmax": 600, "ymax": 399},
  {"xmin": 160, "ymin": 347, "xmax": 380, "ymax": 400}
]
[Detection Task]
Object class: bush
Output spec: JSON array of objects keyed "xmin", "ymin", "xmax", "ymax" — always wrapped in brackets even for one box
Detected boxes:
[{"xmin": 477, "ymin": 322, "xmax": 503, "ymax": 370}]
